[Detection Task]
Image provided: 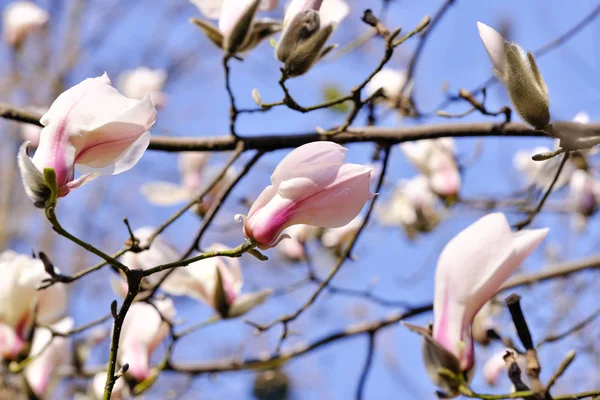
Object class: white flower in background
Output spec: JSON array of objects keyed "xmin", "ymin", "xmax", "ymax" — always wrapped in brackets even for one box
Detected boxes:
[
  {"xmin": 163, "ymin": 244, "xmax": 271, "ymax": 318},
  {"xmin": 321, "ymin": 215, "xmax": 363, "ymax": 253},
  {"xmin": 316, "ymin": 0, "xmax": 350, "ymax": 27},
  {"xmin": 477, "ymin": 22, "xmax": 550, "ymax": 130},
  {"xmin": 278, "ymin": 224, "xmax": 319, "ymax": 261},
  {"xmin": 191, "ymin": 0, "xmax": 278, "ymax": 19},
  {"xmin": 118, "ymin": 67, "xmax": 168, "ymax": 108},
  {"xmin": 376, "ymin": 175, "xmax": 440, "ymax": 237},
  {"xmin": 119, "ymin": 298, "xmax": 175, "ymax": 382},
  {"xmin": 573, "ymin": 111, "xmax": 589, "ymax": 124},
  {"xmin": 400, "ymin": 138, "xmax": 461, "ymax": 199},
  {"xmin": 512, "ymin": 146, "xmax": 574, "ymax": 191},
  {"xmin": 2, "ymin": 1, "xmax": 49, "ymax": 47},
  {"xmin": 0, "ymin": 251, "xmax": 67, "ymax": 359},
  {"xmin": 25, "ymin": 317, "xmax": 74, "ymax": 398},
  {"xmin": 366, "ymin": 68, "xmax": 411, "ymax": 105},
  {"xmin": 569, "ymin": 170, "xmax": 600, "ymax": 231},
  {"xmin": 471, "ymin": 301, "xmax": 501, "ymax": 346},
  {"xmin": 141, "ymin": 153, "xmax": 236, "ymax": 216},
  {"xmin": 92, "ymin": 371, "xmax": 126, "ymax": 399}
]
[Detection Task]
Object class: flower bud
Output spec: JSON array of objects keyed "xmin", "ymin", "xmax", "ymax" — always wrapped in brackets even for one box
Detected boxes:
[{"xmin": 477, "ymin": 22, "xmax": 550, "ymax": 129}]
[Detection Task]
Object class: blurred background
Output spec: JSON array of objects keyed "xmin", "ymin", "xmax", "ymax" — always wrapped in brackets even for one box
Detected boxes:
[{"xmin": 1, "ymin": 0, "xmax": 600, "ymax": 398}]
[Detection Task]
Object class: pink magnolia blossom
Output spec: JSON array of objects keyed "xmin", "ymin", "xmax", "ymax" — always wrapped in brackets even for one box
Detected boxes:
[
  {"xmin": 2, "ymin": 1, "xmax": 49, "ymax": 47},
  {"xmin": 569, "ymin": 170, "xmax": 600, "ymax": 231},
  {"xmin": 238, "ymin": 141, "xmax": 374, "ymax": 250},
  {"xmin": 424, "ymin": 213, "xmax": 548, "ymax": 394},
  {"xmin": 119, "ymin": 298, "xmax": 175, "ymax": 382},
  {"xmin": 401, "ymin": 138, "xmax": 460, "ymax": 198},
  {"xmin": 0, "ymin": 251, "xmax": 67, "ymax": 359},
  {"xmin": 18, "ymin": 73, "xmax": 156, "ymax": 208},
  {"xmin": 118, "ymin": 67, "xmax": 168, "ymax": 108},
  {"xmin": 25, "ymin": 317, "xmax": 74, "ymax": 397},
  {"xmin": 483, "ymin": 349, "xmax": 526, "ymax": 387}
]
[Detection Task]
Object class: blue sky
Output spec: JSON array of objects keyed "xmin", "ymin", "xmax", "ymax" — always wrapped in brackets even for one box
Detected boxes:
[{"xmin": 2, "ymin": 0, "xmax": 600, "ymax": 398}]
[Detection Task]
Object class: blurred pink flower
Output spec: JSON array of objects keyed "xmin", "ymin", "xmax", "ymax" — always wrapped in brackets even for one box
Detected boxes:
[
  {"xmin": 0, "ymin": 251, "xmax": 67, "ymax": 359},
  {"xmin": 238, "ymin": 141, "xmax": 374, "ymax": 250},
  {"xmin": 119, "ymin": 298, "xmax": 175, "ymax": 382},
  {"xmin": 18, "ymin": 73, "xmax": 156, "ymax": 207},
  {"xmin": 25, "ymin": 317, "xmax": 74, "ymax": 397}
]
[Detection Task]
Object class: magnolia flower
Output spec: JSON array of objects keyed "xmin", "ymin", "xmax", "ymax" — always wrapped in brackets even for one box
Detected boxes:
[
  {"xmin": 92, "ymin": 371, "xmax": 125, "ymax": 400},
  {"xmin": 376, "ymin": 175, "xmax": 440, "ymax": 237},
  {"xmin": 321, "ymin": 215, "xmax": 363, "ymax": 254},
  {"xmin": 366, "ymin": 68, "xmax": 412, "ymax": 106},
  {"xmin": 275, "ymin": 0, "xmax": 348, "ymax": 77},
  {"xmin": 141, "ymin": 153, "xmax": 235, "ymax": 216},
  {"xmin": 238, "ymin": 141, "xmax": 374, "ymax": 250},
  {"xmin": 162, "ymin": 244, "xmax": 271, "ymax": 318},
  {"xmin": 0, "ymin": 251, "xmax": 67, "ymax": 359},
  {"xmin": 118, "ymin": 67, "xmax": 168, "ymax": 108},
  {"xmin": 277, "ymin": 224, "xmax": 318, "ymax": 261},
  {"xmin": 408, "ymin": 213, "xmax": 548, "ymax": 397},
  {"xmin": 477, "ymin": 22, "xmax": 550, "ymax": 130},
  {"xmin": 2, "ymin": 1, "xmax": 49, "ymax": 47},
  {"xmin": 513, "ymin": 146, "xmax": 574, "ymax": 191},
  {"xmin": 400, "ymin": 138, "xmax": 461, "ymax": 199},
  {"xmin": 191, "ymin": 0, "xmax": 281, "ymax": 54},
  {"xmin": 119, "ymin": 298, "xmax": 175, "ymax": 382},
  {"xmin": 18, "ymin": 73, "xmax": 156, "ymax": 208},
  {"xmin": 25, "ymin": 317, "xmax": 74, "ymax": 397},
  {"xmin": 471, "ymin": 301, "xmax": 500, "ymax": 346}
]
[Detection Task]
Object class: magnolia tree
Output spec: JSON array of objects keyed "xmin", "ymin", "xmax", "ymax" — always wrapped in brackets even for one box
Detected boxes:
[{"xmin": 1, "ymin": 0, "xmax": 600, "ymax": 399}]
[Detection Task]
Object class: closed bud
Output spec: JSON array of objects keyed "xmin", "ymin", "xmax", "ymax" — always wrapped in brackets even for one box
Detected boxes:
[
  {"xmin": 283, "ymin": 23, "xmax": 334, "ymax": 77},
  {"xmin": 478, "ymin": 22, "xmax": 550, "ymax": 129},
  {"xmin": 252, "ymin": 88, "xmax": 263, "ymax": 105},
  {"xmin": 276, "ymin": 9, "xmax": 321, "ymax": 63}
]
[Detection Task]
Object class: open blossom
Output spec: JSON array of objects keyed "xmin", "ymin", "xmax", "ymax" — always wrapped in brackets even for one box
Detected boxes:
[
  {"xmin": 163, "ymin": 244, "xmax": 271, "ymax": 318},
  {"xmin": 0, "ymin": 251, "xmax": 67, "ymax": 359},
  {"xmin": 321, "ymin": 215, "xmax": 363, "ymax": 253},
  {"xmin": 118, "ymin": 67, "xmax": 168, "ymax": 108},
  {"xmin": 275, "ymin": 0, "xmax": 348, "ymax": 76},
  {"xmin": 18, "ymin": 73, "xmax": 156, "ymax": 208},
  {"xmin": 120, "ymin": 298, "xmax": 175, "ymax": 382},
  {"xmin": 3, "ymin": 1, "xmax": 49, "ymax": 47},
  {"xmin": 239, "ymin": 141, "xmax": 374, "ymax": 250},
  {"xmin": 376, "ymin": 175, "xmax": 440, "ymax": 237},
  {"xmin": 401, "ymin": 138, "xmax": 460, "ymax": 199},
  {"xmin": 411, "ymin": 213, "xmax": 548, "ymax": 396},
  {"xmin": 513, "ymin": 145, "xmax": 574, "ymax": 191},
  {"xmin": 191, "ymin": 0, "xmax": 281, "ymax": 54},
  {"xmin": 477, "ymin": 22, "xmax": 550, "ymax": 130},
  {"xmin": 25, "ymin": 317, "xmax": 74, "ymax": 398},
  {"xmin": 141, "ymin": 153, "xmax": 234, "ymax": 216}
]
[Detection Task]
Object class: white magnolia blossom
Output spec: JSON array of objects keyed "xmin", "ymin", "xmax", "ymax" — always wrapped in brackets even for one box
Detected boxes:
[
  {"xmin": 118, "ymin": 67, "xmax": 168, "ymax": 108},
  {"xmin": 2, "ymin": 1, "xmax": 49, "ymax": 47},
  {"xmin": 366, "ymin": 68, "xmax": 411, "ymax": 104},
  {"xmin": 400, "ymin": 138, "xmax": 461, "ymax": 198},
  {"xmin": 315, "ymin": 0, "xmax": 349, "ymax": 27},
  {"xmin": 376, "ymin": 175, "xmax": 439, "ymax": 234},
  {"xmin": 141, "ymin": 153, "xmax": 236, "ymax": 216},
  {"xmin": 25, "ymin": 318, "xmax": 74, "ymax": 397},
  {"xmin": 569, "ymin": 170, "xmax": 600, "ymax": 231},
  {"xmin": 91, "ymin": 371, "xmax": 126, "ymax": 399},
  {"xmin": 0, "ymin": 251, "xmax": 67, "ymax": 359},
  {"xmin": 512, "ymin": 146, "xmax": 575, "ymax": 191}
]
